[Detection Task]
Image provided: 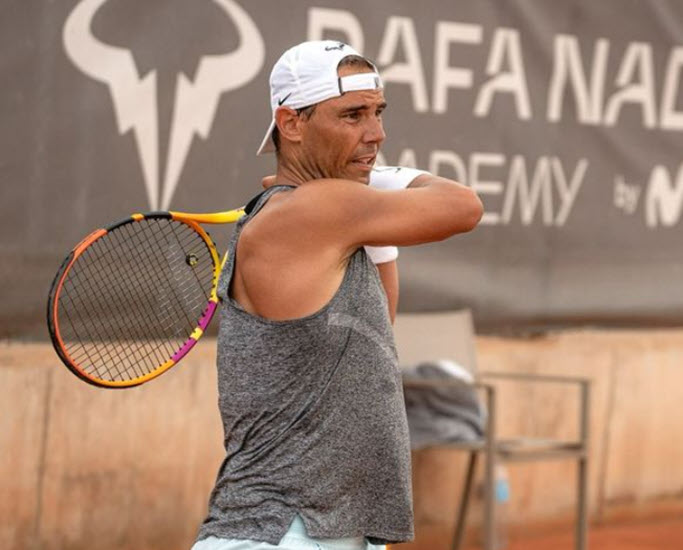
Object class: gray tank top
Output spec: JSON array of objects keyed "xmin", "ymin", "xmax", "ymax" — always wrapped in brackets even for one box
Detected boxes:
[{"xmin": 196, "ymin": 185, "xmax": 413, "ymax": 545}]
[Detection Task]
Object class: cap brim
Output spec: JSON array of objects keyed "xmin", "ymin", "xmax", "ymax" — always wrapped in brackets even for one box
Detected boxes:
[{"xmin": 256, "ymin": 118, "xmax": 276, "ymax": 155}]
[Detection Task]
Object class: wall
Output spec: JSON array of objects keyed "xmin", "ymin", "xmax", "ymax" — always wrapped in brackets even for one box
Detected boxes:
[{"xmin": 2, "ymin": 328, "xmax": 683, "ymax": 549}]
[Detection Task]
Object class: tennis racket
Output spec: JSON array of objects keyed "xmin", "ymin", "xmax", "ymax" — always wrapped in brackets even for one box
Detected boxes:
[{"xmin": 47, "ymin": 208, "xmax": 246, "ymax": 388}]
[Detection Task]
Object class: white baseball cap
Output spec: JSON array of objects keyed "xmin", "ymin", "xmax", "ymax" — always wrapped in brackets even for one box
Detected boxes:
[{"xmin": 256, "ymin": 40, "xmax": 384, "ymax": 155}]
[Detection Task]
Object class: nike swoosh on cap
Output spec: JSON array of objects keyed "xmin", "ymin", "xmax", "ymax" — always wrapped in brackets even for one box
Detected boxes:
[{"xmin": 277, "ymin": 92, "xmax": 292, "ymax": 106}]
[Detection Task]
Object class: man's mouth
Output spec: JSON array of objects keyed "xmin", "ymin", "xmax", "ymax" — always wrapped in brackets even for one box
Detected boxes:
[{"xmin": 351, "ymin": 155, "xmax": 376, "ymax": 168}]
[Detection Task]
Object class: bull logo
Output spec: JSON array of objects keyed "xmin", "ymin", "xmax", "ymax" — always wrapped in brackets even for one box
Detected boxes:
[{"xmin": 63, "ymin": 0, "xmax": 265, "ymax": 209}]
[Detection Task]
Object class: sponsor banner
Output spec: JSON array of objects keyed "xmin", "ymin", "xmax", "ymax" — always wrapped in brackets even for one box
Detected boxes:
[{"xmin": 1, "ymin": 0, "xmax": 682, "ymax": 336}]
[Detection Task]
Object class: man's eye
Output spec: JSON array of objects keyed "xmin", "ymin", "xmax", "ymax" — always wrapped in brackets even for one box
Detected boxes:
[{"xmin": 344, "ymin": 112, "xmax": 361, "ymax": 121}]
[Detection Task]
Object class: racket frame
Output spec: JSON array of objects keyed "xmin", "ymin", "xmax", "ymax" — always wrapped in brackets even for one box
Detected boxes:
[{"xmin": 47, "ymin": 208, "xmax": 244, "ymax": 388}]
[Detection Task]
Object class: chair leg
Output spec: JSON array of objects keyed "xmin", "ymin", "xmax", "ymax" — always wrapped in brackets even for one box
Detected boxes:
[
  {"xmin": 483, "ymin": 449, "xmax": 496, "ymax": 550},
  {"xmin": 452, "ymin": 451, "xmax": 478, "ymax": 550},
  {"xmin": 479, "ymin": 385, "xmax": 497, "ymax": 550},
  {"xmin": 576, "ymin": 456, "xmax": 589, "ymax": 550}
]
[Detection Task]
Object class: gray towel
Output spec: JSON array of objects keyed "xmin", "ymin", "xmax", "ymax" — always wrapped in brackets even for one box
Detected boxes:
[{"xmin": 402, "ymin": 360, "xmax": 486, "ymax": 450}]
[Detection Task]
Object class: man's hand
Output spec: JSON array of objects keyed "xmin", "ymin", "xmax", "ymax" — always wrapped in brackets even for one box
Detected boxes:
[{"xmin": 262, "ymin": 175, "xmax": 277, "ymax": 189}]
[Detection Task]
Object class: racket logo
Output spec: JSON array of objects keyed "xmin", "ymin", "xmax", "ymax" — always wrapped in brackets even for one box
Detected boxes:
[
  {"xmin": 186, "ymin": 254, "xmax": 199, "ymax": 267},
  {"xmin": 63, "ymin": 0, "xmax": 265, "ymax": 210}
]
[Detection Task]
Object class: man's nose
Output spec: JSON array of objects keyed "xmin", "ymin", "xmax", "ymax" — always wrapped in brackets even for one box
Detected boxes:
[{"xmin": 363, "ymin": 117, "xmax": 386, "ymax": 144}]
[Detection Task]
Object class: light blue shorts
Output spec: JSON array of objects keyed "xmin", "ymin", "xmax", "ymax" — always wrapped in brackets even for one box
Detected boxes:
[{"xmin": 191, "ymin": 515, "xmax": 386, "ymax": 550}]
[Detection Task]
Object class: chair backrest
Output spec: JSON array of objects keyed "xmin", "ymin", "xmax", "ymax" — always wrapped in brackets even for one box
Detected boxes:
[{"xmin": 392, "ymin": 309, "xmax": 478, "ymax": 375}]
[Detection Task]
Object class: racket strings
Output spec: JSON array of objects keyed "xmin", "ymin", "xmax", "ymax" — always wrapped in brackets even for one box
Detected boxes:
[
  {"xmin": 150, "ymin": 221, "xmax": 204, "ymax": 330},
  {"xmin": 60, "ymin": 248, "xmax": 169, "ymax": 381},
  {"xmin": 82, "ymin": 221, "xmax": 205, "ymax": 338},
  {"xmin": 60, "ymin": 221, "xmax": 209, "ymax": 380},
  {"xmin": 60, "ymin": 254, "xmax": 137, "ymax": 380},
  {"xmin": 109, "ymin": 219, "xmax": 211, "ymax": 360},
  {"xmin": 55, "ymin": 218, "xmax": 215, "ymax": 382},
  {"xmin": 114, "ymin": 221, "xmax": 195, "ymax": 341},
  {"xmin": 65, "ymin": 235, "xmax": 157, "ymax": 379},
  {"xmin": 63, "ymin": 233, "xmax": 169, "ymax": 380}
]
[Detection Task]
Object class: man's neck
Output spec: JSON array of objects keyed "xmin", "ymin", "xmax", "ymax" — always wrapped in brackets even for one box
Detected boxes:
[{"xmin": 275, "ymin": 156, "xmax": 324, "ymax": 187}]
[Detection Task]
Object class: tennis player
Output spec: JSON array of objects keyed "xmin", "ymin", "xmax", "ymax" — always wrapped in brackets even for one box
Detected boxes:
[{"xmin": 192, "ymin": 40, "xmax": 483, "ymax": 550}]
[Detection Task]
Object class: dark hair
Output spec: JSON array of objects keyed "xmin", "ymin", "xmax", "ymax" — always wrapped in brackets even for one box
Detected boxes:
[
  {"xmin": 272, "ymin": 54, "xmax": 375, "ymax": 154},
  {"xmin": 337, "ymin": 54, "xmax": 375, "ymax": 72}
]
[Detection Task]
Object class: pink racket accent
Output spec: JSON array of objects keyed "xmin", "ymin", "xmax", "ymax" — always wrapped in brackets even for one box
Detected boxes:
[
  {"xmin": 199, "ymin": 301, "xmax": 218, "ymax": 331},
  {"xmin": 171, "ymin": 301, "xmax": 218, "ymax": 362},
  {"xmin": 172, "ymin": 338, "xmax": 197, "ymax": 362}
]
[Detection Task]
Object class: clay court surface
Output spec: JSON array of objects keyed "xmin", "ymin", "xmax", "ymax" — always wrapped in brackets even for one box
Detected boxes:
[
  {"xmin": 451, "ymin": 518, "xmax": 683, "ymax": 550},
  {"xmin": 404, "ymin": 508, "xmax": 683, "ymax": 550},
  {"xmin": 504, "ymin": 518, "xmax": 683, "ymax": 550}
]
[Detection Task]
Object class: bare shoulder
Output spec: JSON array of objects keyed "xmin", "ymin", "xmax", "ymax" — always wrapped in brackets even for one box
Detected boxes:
[
  {"xmin": 231, "ymin": 183, "xmax": 353, "ymax": 320},
  {"xmin": 284, "ymin": 179, "xmax": 369, "ymax": 213}
]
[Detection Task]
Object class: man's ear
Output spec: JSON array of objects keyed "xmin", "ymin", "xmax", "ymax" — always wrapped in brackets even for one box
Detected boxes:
[{"xmin": 275, "ymin": 107, "xmax": 303, "ymax": 146}]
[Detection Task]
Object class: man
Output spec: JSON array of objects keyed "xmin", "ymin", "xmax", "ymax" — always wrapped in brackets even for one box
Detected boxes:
[{"xmin": 192, "ymin": 41, "xmax": 482, "ymax": 550}]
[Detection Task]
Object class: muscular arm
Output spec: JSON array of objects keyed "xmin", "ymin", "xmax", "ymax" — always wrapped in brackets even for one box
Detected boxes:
[{"xmin": 305, "ymin": 176, "xmax": 482, "ymax": 250}]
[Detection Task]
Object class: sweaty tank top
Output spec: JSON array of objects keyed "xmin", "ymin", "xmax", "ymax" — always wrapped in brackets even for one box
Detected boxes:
[{"xmin": 196, "ymin": 185, "xmax": 413, "ymax": 545}]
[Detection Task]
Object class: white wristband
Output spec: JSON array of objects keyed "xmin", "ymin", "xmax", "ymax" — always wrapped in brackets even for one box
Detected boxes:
[
  {"xmin": 364, "ymin": 166, "xmax": 428, "ymax": 263},
  {"xmin": 369, "ymin": 166, "xmax": 430, "ymax": 190},
  {"xmin": 364, "ymin": 245, "xmax": 398, "ymax": 264}
]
